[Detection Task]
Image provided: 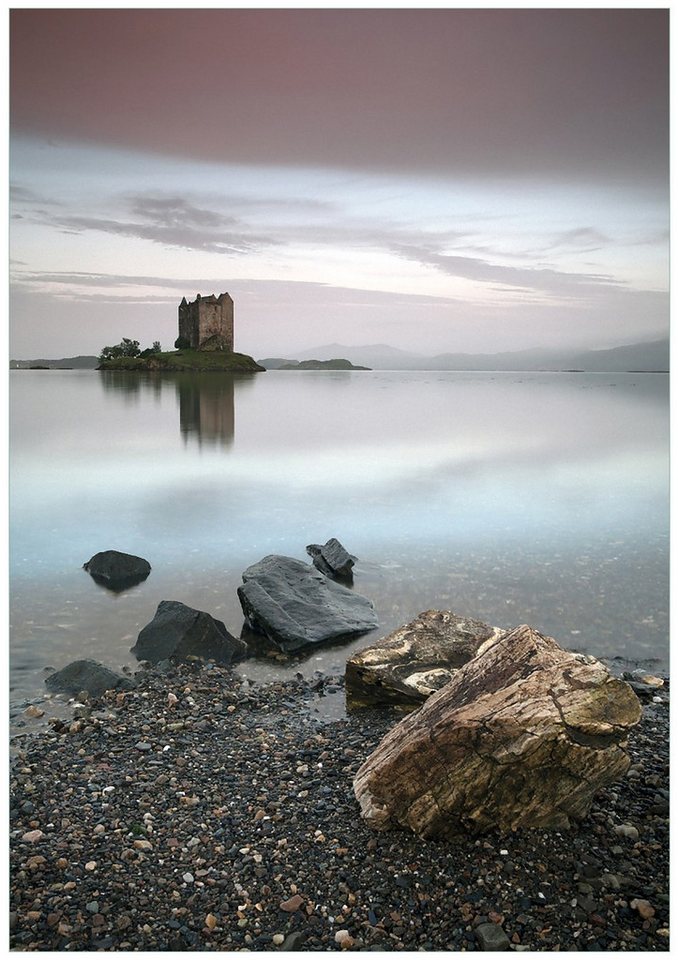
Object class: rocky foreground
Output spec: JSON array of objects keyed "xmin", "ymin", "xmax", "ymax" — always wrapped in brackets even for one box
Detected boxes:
[{"xmin": 10, "ymin": 663, "xmax": 669, "ymax": 952}]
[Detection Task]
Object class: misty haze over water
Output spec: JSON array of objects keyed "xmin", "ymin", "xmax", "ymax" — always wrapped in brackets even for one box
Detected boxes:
[{"xmin": 10, "ymin": 369, "xmax": 668, "ymax": 721}]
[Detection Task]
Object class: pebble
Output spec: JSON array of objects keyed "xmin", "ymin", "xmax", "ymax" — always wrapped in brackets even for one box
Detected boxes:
[
  {"xmin": 475, "ymin": 922, "xmax": 511, "ymax": 951},
  {"xmin": 24, "ymin": 705, "xmax": 45, "ymax": 719},
  {"xmin": 8, "ymin": 661, "xmax": 670, "ymax": 953},
  {"xmin": 630, "ymin": 898, "xmax": 655, "ymax": 920},
  {"xmin": 279, "ymin": 894, "xmax": 304, "ymax": 913},
  {"xmin": 614, "ymin": 824, "xmax": 639, "ymax": 841},
  {"xmin": 21, "ymin": 830, "xmax": 43, "ymax": 843}
]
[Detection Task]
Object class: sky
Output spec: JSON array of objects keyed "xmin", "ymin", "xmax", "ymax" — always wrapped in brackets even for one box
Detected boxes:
[{"xmin": 9, "ymin": 7, "xmax": 669, "ymax": 359}]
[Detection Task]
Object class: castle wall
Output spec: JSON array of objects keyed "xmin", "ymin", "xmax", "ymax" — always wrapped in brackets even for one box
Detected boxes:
[
  {"xmin": 178, "ymin": 299, "xmax": 196, "ymax": 347},
  {"xmin": 177, "ymin": 293, "xmax": 234, "ymax": 351}
]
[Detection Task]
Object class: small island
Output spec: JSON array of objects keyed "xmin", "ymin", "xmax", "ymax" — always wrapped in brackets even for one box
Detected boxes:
[
  {"xmin": 98, "ymin": 349, "xmax": 264, "ymax": 373},
  {"xmin": 97, "ymin": 293, "xmax": 265, "ymax": 373},
  {"xmin": 278, "ymin": 358, "xmax": 371, "ymax": 371}
]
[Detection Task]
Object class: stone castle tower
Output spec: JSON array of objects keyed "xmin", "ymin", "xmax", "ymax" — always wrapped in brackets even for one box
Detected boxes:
[{"xmin": 178, "ymin": 292, "xmax": 234, "ymax": 352}]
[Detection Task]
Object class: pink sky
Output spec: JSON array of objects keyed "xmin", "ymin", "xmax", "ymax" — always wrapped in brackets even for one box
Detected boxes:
[{"xmin": 9, "ymin": 8, "xmax": 669, "ymax": 358}]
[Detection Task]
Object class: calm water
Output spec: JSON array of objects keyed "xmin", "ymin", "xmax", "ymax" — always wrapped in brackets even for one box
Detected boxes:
[{"xmin": 10, "ymin": 369, "xmax": 669, "ymax": 722}]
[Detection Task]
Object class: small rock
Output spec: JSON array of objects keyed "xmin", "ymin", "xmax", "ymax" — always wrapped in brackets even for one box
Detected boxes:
[
  {"xmin": 630, "ymin": 899, "xmax": 655, "ymax": 920},
  {"xmin": 86, "ymin": 901, "xmax": 99, "ymax": 915},
  {"xmin": 475, "ymin": 923, "xmax": 511, "ymax": 951},
  {"xmin": 133, "ymin": 840, "xmax": 153, "ymax": 851},
  {"xmin": 272, "ymin": 933, "xmax": 285, "ymax": 945},
  {"xmin": 21, "ymin": 830, "xmax": 43, "ymax": 843},
  {"xmin": 84, "ymin": 549, "xmax": 151, "ymax": 590},
  {"xmin": 182, "ymin": 872, "xmax": 194, "ymax": 883},
  {"xmin": 85, "ymin": 860, "xmax": 97, "ymax": 871},
  {"xmin": 24, "ymin": 705, "xmax": 45, "ymax": 719},
  {"xmin": 205, "ymin": 913, "xmax": 217, "ymax": 930},
  {"xmin": 281, "ymin": 932, "xmax": 306, "ymax": 951},
  {"xmin": 279, "ymin": 894, "xmax": 304, "ymax": 913},
  {"xmin": 135, "ymin": 741, "xmax": 152, "ymax": 752},
  {"xmin": 335, "ymin": 929, "xmax": 354, "ymax": 948},
  {"xmin": 45, "ymin": 659, "xmax": 133, "ymax": 698},
  {"xmin": 614, "ymin": 824, "xmax": 639, "ymax": 841}
]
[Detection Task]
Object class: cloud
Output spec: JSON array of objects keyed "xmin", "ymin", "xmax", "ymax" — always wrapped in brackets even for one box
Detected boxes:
[
  {"xmin": 9, "ymin": 269, "xmax": 462, "ymax": 307},
  {"xmin": 10, "ymin": 9, "xmax": 668, "ymax": 186},
  {"xmin": 547, "ymin": 227, "xmax": 612, "ymax": 251},
  {"xmin": 37, "ymin": 193, "xmax": 280, "ymax": 254},
  {"xmin": 128, "ymin": 195, "xmax": 226, "ymax": 230},
  {"xmin": 390, "ymin": 243, "xmax": 623, "ymax": 300}
]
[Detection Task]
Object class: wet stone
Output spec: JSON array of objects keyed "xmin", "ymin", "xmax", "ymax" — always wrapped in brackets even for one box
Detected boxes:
[{"xmin": 8, "ymin": 659, "xmax": 669, "ymax": 953}]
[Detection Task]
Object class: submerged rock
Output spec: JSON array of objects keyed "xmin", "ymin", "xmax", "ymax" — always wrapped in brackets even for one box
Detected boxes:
[
  {"xmin": 354, "ymin": 624, "xmax": 642, "ymax": 838},
  {"xmin": 132, "ymin": 600, "xmax": 247, "ymax": 664},
  {"xmin": 83, "ymin": 550, "xmax": 151, "ymax": 591},
  {"xmin": 346, "ymin": 609, "xmax": 504, "ymax": 709},
  {"xmin": 45, "ymin": 659, "xmax": 134, "ymax": 697},
  {"xmin": 306, "ymin": 538, "xmax": 356, "ymax": 580},
  {"xmin": 237, "ymin": 555, "xmax": 378, "ymax": 652}
]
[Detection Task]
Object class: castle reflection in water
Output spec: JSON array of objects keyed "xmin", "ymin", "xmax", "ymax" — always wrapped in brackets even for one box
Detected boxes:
[{"xmin": 99, "ymin": 370, "xmax": 248, "ymax": 447}]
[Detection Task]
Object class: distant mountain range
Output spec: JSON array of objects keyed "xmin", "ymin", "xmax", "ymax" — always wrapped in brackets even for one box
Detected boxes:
[
  {"xmin": 10, "ymin": 355, "xmax": 99, "ymax": 369},
  {"xmin": 287, "ymin": 338, "xmax": 669, "ymax": 372},
  {"xmin": 12, "ymin": 337, "xmax": 669, "ymax": 373},
  {"xmin": 258, "ymin": 357, "xmax": 370, "ymax": 370}
]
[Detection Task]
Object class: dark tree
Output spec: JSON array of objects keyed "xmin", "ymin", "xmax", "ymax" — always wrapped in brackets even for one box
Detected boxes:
[{"xmin": 98, "ymin": 338, "xmax": 141, "ymax": 362}]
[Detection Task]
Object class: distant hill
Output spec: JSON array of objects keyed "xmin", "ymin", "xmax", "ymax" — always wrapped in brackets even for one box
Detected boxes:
[
  {"xmin": 293, "ymin": 338, "xmax": 668, "ymax": 372},
  {"xmin": 257, "ymin": 357, "xmax": 300, "ymax": 369},
  {"xmin": 564, "ymin": 339, "xmax": 669, "ymax": 373},
  {"xmin": 10, "ymin": 355, "xmax": 99, "ymax": 370},
  {"xmin": 278, "ymin": 358, "xmax": 370, "ymax": 371},
  {"xmin": 296, "ymin": 343, "xmax": 420, "ymax": 369}
]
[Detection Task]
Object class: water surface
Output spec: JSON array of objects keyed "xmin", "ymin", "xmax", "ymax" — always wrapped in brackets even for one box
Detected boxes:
[{"xmin": 10, "ymin": 369, "xmax": 669, "ymax": 721}]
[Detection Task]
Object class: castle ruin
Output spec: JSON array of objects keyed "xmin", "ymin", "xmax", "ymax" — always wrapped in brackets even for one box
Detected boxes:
[{"xmin": 178, "ymin": 293, "xmax": 234, "ymax": 352}]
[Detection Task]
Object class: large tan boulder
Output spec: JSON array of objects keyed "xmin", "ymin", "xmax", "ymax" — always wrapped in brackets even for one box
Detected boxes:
[
  {"xmin": 353, "ymin": 624, "xmax": 641, "ymax": 838},
  {"xmin": 346, "ymin": 610, "xmax": 504, "ymax": 709}
]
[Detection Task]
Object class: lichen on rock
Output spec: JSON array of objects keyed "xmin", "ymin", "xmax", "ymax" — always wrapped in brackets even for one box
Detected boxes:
[
  {"xmin": 346, "ymin": 609, "xmax": 504, "ymax": 709},
  {"xmin": 353, "ymin": 624, "xmax": 642, "ymax": 837}
]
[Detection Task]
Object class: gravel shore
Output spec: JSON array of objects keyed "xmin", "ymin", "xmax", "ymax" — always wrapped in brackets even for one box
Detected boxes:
[{"xmin": 10, "ymin": 662, "xmax": 669, "ymax": 952}]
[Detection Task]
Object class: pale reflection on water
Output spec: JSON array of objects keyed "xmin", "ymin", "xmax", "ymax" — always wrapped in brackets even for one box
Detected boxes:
[{"xmin": 10, "ymin": 370, "xmax": 669, "ymax": 719}]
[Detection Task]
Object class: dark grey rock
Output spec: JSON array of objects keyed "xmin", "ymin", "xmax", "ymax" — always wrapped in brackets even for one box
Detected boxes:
[
  {"xmin": 132, "ymin": 600, "xmax": 248, "ymax": 664},
  {"xmin": 44, "ymin": 659, "xmax": 134, "ymax": 698},
  {"xmin": 281, "ymin": 931, "xmax": 307, "ymax": 951},
  {"xmin": 475, "ymin": 923, "xmax": 511, "ymax": 951},
  {"xmin": 154, "ymin": 659, "xmax": 174, "ymax": 675},
  {"xmin": 237, "ymin": 555, "xmax": 378, "ymax": 652},
  {"xmin": 83, "ymin": 550, "xmax": 151, "ymax": 591},
  {"xmin": 306, "ymin": 538, "xmax": 355, "ymax": 580}
]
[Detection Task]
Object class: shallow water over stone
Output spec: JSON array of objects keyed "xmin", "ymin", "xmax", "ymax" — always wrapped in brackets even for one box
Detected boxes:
[{"xmin": 10, "ymin": 369, "xmax": 668, "ymax": 724}]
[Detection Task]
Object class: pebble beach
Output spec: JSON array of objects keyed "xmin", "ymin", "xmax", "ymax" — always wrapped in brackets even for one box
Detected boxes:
[{"xmin": 10, "ymin": 662, "xmax": 669, "ymax": 952}]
